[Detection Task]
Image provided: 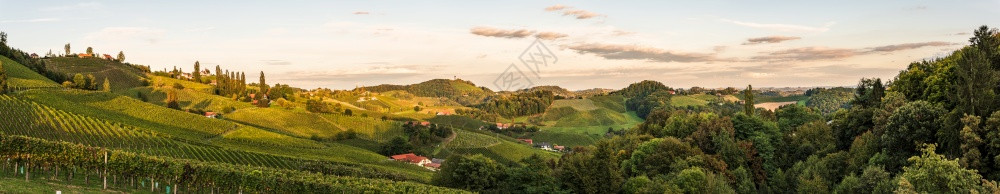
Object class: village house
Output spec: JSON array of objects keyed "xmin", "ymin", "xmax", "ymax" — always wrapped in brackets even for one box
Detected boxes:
[
  {"xmin": 554, "ymin": 145, "xmax": 565, "ymax": 152},
  {"xmin": 103, "ymin": 54, "xmax": 114, "ymax": 60},
  {"xmin": 29, "ymin": 53, "xmax": 39, "ymax": 59},
  {"xmin": 77, "ymin": 53, "xmax": 93, "ymax": 58},
  {"xmin": 419, "ymin": 121, "xmax": 431, "ymax": 127},
  {"xmin": 204, "ymin": 112, "xmax": 218, "ymax": 118},
  {"xmin": 495, "ymin": 123, "xmax": 512, "ymax": 130},
  {"xmin": 436, "ymin": 110, "xmax": 453, "ymax": 116},
  {"xmin": 390, "ymin": 153, "xmax": 431, "ymax": 167},
  {"xmin": 538, "ymin": 142, "xmax": 554, "ymax": 151}
]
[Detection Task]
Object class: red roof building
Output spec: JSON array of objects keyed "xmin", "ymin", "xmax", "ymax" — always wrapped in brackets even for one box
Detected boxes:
[
  {"xmin": 390, "ymin": 153, "xmax": 431, "ymax": 166},
  {"xmin": 517, "ymin": 139, "xmax": 533, "ymax": 145},
  {"xmin": 205, "ymin": 112, "xmax": 218, "ymax": 118},
  {"xmin": 103, "ymin": 54, "xmax": 114, "ymax": 60},
  {"xmin": 420, "ymin": 121, "xmax": 431, "ymax": 126}
]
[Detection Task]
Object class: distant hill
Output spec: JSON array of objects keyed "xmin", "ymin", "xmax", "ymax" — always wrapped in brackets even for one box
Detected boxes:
[
  {"xmin": 363, "ymin": 79, "xmax": 493, "ymax": 105},
  {"xmin": 522, "ymin": 85, "xmax": 574, "ymax": 97},
  {"xmin": 44, "ymin": 57, "xmax": 149, "ymax": 92}
]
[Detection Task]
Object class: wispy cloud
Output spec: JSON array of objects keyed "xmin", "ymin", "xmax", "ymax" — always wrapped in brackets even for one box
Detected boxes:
[
  {"xmin": 0, "ymin": 18, "xmax": 61, "ymax": 23},
  {"xmin": 470, "ymin": 26, "xmax": 567, "ymax": 40},
  {"xmin": 544, "ymin": 4, "xmax": 603, "ymax": 19},
  {"xmin": 567, "ymin": 43, "xmax": 726, "ymax": 63},
  {"xmin": 40, "ymin": 2, "xmax": 102, "ymax": 11},
  {"xmin": 535, "ymin": 32, "xmax": 568, "ymax": 40},
  {"xmin": 743, "ymin": 36, "xmax": 801, "ymax": 45},
  {"xmin": 720, "ymin": 19, "xmax": 835, "ymax": 32},
  {"xmin": 353, "ymin": 11, "xmax": 370, "ymax": 15},
  {"xmin": 866, "ymin": 42, "xmax": 956, "ymax": 53},
  {"xmin": 752, "ymin": 41, "xmax": 957, "ymax": 61},
  {"xmin": 470, "ymin": 26, "xmax": 535, "ymax": 39}
]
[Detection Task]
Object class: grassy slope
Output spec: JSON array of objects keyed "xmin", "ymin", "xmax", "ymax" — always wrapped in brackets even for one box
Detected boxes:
[
  {"xmin": 670, "ymin": 95, "xmax": 709, "ymax": 107},
  {"xmin": 123, "ymin": 77, "xmax": 252, "ymax": 112},
  {"xmin": 443, "ymin": 130, "xmax": 560, "ymax": 165},
  {"xmin": 13, "ymin": 89, "xmax": 435, "ymax": 181},
  {"xmin": 529, "ymin": 95, "xmax": 643, "ymax": 147},
  {"xmin": 44, "ymin": 57, "xmax": 147, "ymax": 92},
  {"xmin": 0, "ymin": 56, "xmax": 60, "ymax": 88}
]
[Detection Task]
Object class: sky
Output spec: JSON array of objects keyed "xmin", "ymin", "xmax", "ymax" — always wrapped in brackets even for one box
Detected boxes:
[{"xmin": 1, "ymin": 0, "xmax": 999, "ymax": 91}]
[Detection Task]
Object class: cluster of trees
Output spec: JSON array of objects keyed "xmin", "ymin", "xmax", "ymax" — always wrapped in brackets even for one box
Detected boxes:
[
  {"xmin": 483, "ymin": 123, "xmax": 540, "ymax": 136},
  {"xmin": 213, "ymin": 65, "xmax": 247, "ymax": 98},
  {"xmin": 61, "ymin": 73, "xmax": 108, "ymax": 91},
  {"xmin": 402, "ymin": 122, "xmax": 454, "ymax": 146},
  {"xmin": 0, "ymin": 135, "xmax": 461, "ymax": 193},
  {"xmin": 429, "ymin": 26, "xmax": 1000, "ymax": 193},
  {"xmin": 363, "ymin": 79, "xmax": 492, "ymax": 105},
  {"xmin": 804, "ymin": 87, "xmax": 853, "ymax": 114},
  {"xmin": 455, "ymin": 108, "xmax": 501, "ymax": 122},
  {"xmin": 474, "ymin": 91, "xmax": 554, "ymax": 118},
  {"xmin": 615, "ymin": 80, "xmax": 674, "ymax": 118}
]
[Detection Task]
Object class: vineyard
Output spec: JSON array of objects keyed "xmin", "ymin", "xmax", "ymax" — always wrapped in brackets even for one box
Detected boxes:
[
  {"xmin": 0, "ymin": 56, "xmax": 61, "ymax": 89},
  {"xmin": 443, "ymin": 130, "xmax": 559, "ymax": 165},
  {"xmin": 224, "ymin": 107, "xmax": 346, "ymax": 138},
  {"xmin": 0, "ymin": 135, "xmax": 468, "ymax": 193},
  {"xmin": 43, "ymin": 57, "xmax": 148, "ymax": 92}
]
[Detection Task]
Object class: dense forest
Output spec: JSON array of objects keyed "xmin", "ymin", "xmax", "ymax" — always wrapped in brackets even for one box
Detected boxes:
[{"xmin": 428, "ymin": 26, "xmax": 1000, "ymax": 194}]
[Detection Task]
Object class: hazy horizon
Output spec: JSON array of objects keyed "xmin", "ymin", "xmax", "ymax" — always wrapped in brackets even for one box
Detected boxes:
[{"xmin": 3, "ymin": 0, "xmax": 999, "ymax": 90}]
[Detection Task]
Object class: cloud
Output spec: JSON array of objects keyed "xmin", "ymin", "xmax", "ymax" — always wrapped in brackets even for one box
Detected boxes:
[
  {"xmin": 720, "ymin": 19, "xmax": 835, "ymax": 32},
  {"xmin": 743, "ymin": 36, "xmax": 801, "ymax": 45},
  {"xmin": 470, "ymin": 26, "xmax": 535, "ymax": 39},
  {"xmin": 953, "ymin": 32, "xmax": 970, "ymax": 36},
  {"xmin": 752, "ymin": 42, "xmax": 956, "ymax": 61},
  {"xmin": 545, "ymin": 5, "xmax": 568, "ymax": 11},
  {"xmin": 562, "ymin": 10, "xmax": 601, "ymax": 19},
  {"xmin": 0, "ymin": 18, "xmax": 61, "ymax": 23},
  {"xmin": 544, "ymin": 5, "xmax": 603, "ymax": 19},
  {"xmin": 84, "ymin": 27, "xmax": 165, "ymax": 44},
  {"xmin": 469, "ymin": 27, "xmax": 567, "ymax": 40},
  {"xmin": 40, "ymin": 2, "xmax": 102, "ymax": 11},
  {"xmin": 353, "ymin": 11, "xmax": 370, "ymax": 15},
  {"xmin": 535, "ymin": 32, "xmax": 568, "ymax": 40},
  {"xmin": 867, "ymin": 42, "xmax": 956, "ymax": 53},
  {"xmin": 752, "ymin": 47, "xmax": 859, "ymax": 61},
  {"xmin": 261, "ymin": 60, "xmax": 292, "ymax": 66},
  {"xmin": 567, "ymin": 43, "xmax": 725, "ymax": 63}
]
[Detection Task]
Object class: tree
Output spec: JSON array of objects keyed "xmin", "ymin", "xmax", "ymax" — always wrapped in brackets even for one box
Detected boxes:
[
  {"xmin": 503, "ymin": 155, "xmax": 563, "ymax": 193},
  {"xmin": 851, "ymin": 78, "xmax": 885, "ymax": 108},
  {"xmin": 72, "ymin": 73, "xmax": 86, "ymax": 89},
  {"xmin": 117, "ymin": 51, "xmax": 124, "ymax": 62},
  {"xmin": 166, "ymin": 90, "xmax": 180, "ymax": 110},
  {"xmin": 86, "ymin": 74, "xmax": 97, "ymax": 90},
  {"xmin": 344, "ymin": 109, "xmax": 353, "ymax": 116},
  {"xmin": 953, "ymin": 46, "xmax": 999, "ymax": 118},
  {"xmin": 898, "ymin": 144, "xmax": 986, "ymax": 193},
  {"xmin": 101, "ymin": 77, "xmax": 110, "ymax": 92},
  {"xmin": 193, "ymin": 61, "xmax": 201, "ymax": 83},
  {"xmin": 86, "ymin": 47, "xmax": 93, "ymax": 55},
  {"xmin": 433, "ymin": 154, "xmax": 507, "ymax": 192},
  {"xmin": 744, "ymin": 85, "xmax": 755, "ymax": 116},
  {"xmin": 0, "ymin": 31, "xmax": 6, "ymax": 45},
  {"xmin": 556, "ymin": 141, "xmax": 625, "ymax": 194},
  {"xmin": 0, "ymin": 62, "xmax": 7, "ymax": 94},
  {"xmin": 259, "ymin": 71, "xmax": 268, "ymax": 93},
  {"xmin": 64, "ymin": 43, "xmax": 71, "ymax": 55},
  {"xmin": 378, "ymin": 137, "xmax": 413, "ymax": 156},
  {"xmin": 881, "ymin": 101, "xmax": 945, "ymax": 171}
]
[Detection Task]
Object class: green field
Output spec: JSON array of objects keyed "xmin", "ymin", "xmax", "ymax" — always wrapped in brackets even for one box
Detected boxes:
[
  {"xmin": 443, "ymin": 130, "xmax": 560, "ymax": 165},
  {"xmin": 7, "ymin": 89, "xmax": 436, "ymax": 181},
  {"xmin": 0, "ymin": 56, "xmax": 60, "ymax": 88},
  {"xmin": 44, "ymin": 57, "xmax": 149, "ymax": 92},
  {"xmin": 671, "ymin": 95, "xmax": 709, "ymax": 107}
]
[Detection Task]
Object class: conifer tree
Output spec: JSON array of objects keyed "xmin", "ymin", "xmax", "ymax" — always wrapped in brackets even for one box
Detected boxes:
[
  {"xmin": 193, "ymin": 61, "xmax": 201, "ymax": 83},
  {"xmin": 744, "ymin": 85, "xmax": 755, "ymax": 116}
]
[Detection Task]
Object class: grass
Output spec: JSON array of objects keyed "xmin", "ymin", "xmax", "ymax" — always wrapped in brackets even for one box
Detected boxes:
[
  {"xmin": 0, "ymin": 175, "xmax": 128, "ymax": 194},
  {"xmin": 444, "ymin": 130, "xmax": 560, "ymax": 165},
  {"xmin": 11, "ymin": 89, "xmax": 435, "ymax": 181},
  {"xmin": 0, "ymin": 56, "xmax": 60, "ymax": 88},
  {"xmin": 550, "ymin": 99, "xmax": 600, "ymax": 111},
  {"xmin": 44, "ymin": 57, "xmax": 148, "ymax": 92},
  {"xmin": 670, "ymin": 95, "xmax": 709, "ymax": 107}
]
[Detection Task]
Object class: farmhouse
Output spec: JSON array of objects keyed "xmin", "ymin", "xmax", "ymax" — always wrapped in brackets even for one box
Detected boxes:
[
  {"xmin": 390, "ymin": 153, "xmax": 431, "ymax": 167},
  {"xmin": 204, "ymin": 112, "xmax": 218, "ymax": 118},
  {"xmin": 538, "ymin": 142, "xmax": 553, "ymax": 151},
  {"xmin": 420, "ymin": 121, "xmax": 431, "ymax": 127},
  {"xmin": 554, "ymin": 145, "xmax": 565, "ymax": 151},
  {"xmin": 77, "ymin": 53, "xmax": 93, "ymax": 58},
  {"xmin": 30, "ymin": 53, "xmax": 39, "ymax": 59},
  {"xmin": 496, "ymin": 123, "xmax": 512, "ymax": 129}
]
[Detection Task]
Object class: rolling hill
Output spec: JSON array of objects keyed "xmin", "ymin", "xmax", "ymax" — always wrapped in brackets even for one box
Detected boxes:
[{"xmin": 43, "ymin": 57, "xmax": 149, "ymax": 92}]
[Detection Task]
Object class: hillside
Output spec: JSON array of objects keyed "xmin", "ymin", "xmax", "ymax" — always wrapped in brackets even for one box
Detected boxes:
[
  {"xmin": 44, "ymin": 57, "xmax": 149, "ymax": 92},
  {"xmin": 0, "ymin": 56, "xmax": 60, "ymax": 89},
  {"xmin": 363, "ymin": 79, "xmax": 493, "ymax": 106}
]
